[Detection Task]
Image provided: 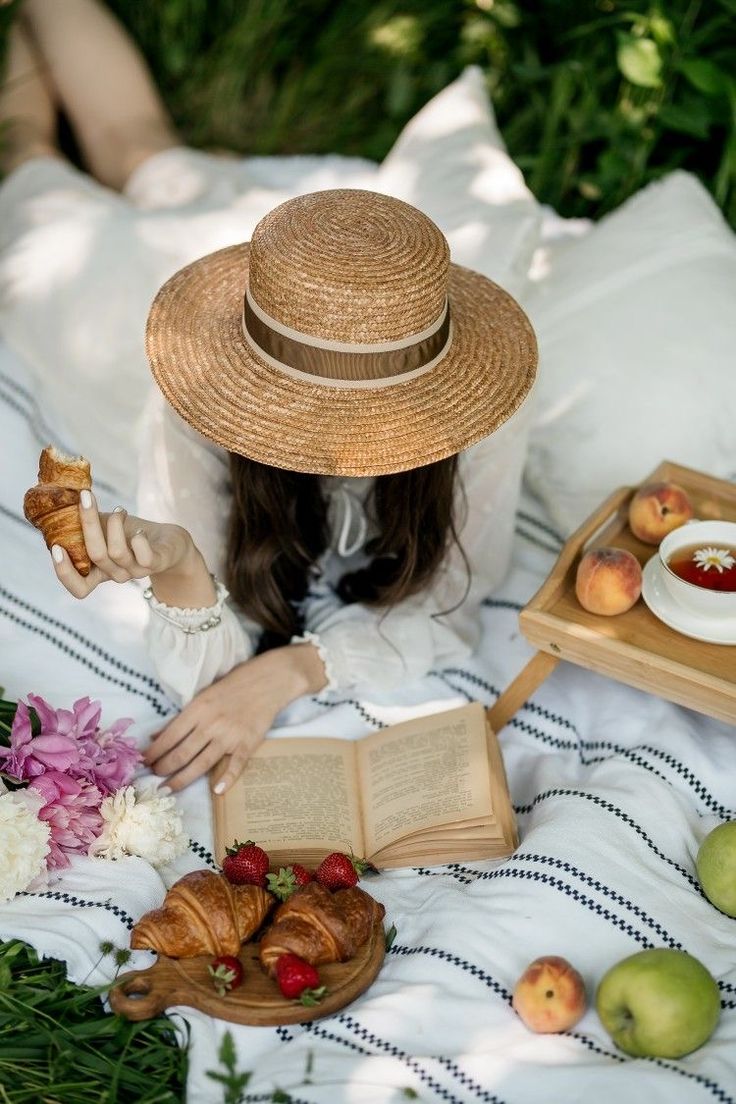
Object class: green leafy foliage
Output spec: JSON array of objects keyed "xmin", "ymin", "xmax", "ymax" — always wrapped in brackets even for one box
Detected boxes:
[
  {"xmin": 0, "ymin": 1, "xmax": 733, "ymax": 222},
  {"xmin": 0, "ymin": 697, "xmax": 19, "ymax": 745},
  {"xmin": 0, "ymin": 939, "xmax": 187, "ymax": 1103},
  {"xmin": 617, "ymin": 33, "xmax": 663, "ymax": 87},
  {"xmin": 205, "ymin": 1030, "xmax": 251, "ymax": 1104},
  {"xmin": 94, "ymin": 0, "xmax": 735, "ymax": 226}
]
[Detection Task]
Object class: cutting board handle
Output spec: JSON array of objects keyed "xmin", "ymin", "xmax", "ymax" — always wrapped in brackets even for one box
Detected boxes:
[{"xmin": 109, "ymin": 961, "xmax": 186, "ymax": 1021}]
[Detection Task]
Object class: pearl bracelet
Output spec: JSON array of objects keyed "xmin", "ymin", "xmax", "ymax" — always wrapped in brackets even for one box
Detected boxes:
[{"xmin": 142, "ymin": 583, "xmax": 224, "ymax": 635}]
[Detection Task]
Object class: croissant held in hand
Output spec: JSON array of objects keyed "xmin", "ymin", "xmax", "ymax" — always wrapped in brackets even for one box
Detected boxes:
[
  {"xmin": 259, "ymin": 881, "xmax": 385, "ymax": 975},
  {"xmin": 23, "ymin": 446, "xmax": 92, "ymax": 575},
  {"xmin": 131, "ymin": 870, "xmax": 274, "ymax": 958}
]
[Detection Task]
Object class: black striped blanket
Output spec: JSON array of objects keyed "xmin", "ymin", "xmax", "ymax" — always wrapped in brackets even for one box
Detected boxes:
[{"xmin": 1, "ymin": 342, "xmax": 735, "ymax": 1104}]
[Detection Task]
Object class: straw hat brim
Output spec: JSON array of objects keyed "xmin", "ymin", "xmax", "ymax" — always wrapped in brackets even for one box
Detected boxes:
[{"xmin": 146, "ymin": 243, "xmax": 537, "ymax": 476}]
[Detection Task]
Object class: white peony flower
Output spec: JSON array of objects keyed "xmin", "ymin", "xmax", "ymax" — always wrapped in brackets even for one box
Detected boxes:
[
  {"xmin": 0, "ymin": 784, "xmax": 51, "ymax": 902},
  {"xmin": 90, "ymin": 781, "xmax": 187, "ymax": 867}
]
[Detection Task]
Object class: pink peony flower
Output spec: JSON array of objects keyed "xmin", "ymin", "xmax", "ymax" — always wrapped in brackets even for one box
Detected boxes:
[
  {"xmin": 76, "ymin": 715, "xmax": 140, "ymax": 795},
  {"xmin": 0, "ymin": 700, "xmax": 80, "ymax": 781},
  {"xmin": 29, "ymin": 770, "xmax": 104, "ymax": 870},
  {"xmin": 36, "ymin": 694, "xmax": 102, "ymax": 743},
  {"xmin": 0, "ymin": 695, "xmax": 139, "ymax": 793}
]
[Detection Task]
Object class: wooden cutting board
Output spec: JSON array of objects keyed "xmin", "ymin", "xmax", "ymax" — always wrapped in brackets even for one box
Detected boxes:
[{"xmin": 109, "ymin": 917, "xmax": 385, "ymax": 1025}]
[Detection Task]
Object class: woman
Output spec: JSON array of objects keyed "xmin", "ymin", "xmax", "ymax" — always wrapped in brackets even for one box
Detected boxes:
[{"xmin": 1, "ymin": 0, "xmax": 537, "ymax": 795}]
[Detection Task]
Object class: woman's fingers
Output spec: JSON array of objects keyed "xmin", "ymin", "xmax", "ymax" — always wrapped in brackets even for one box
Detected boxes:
[
  {"xmin": 145, "ymin": 713, "xmax": 253, "ymax": 791},
  {"xmin": 148, "ymin": 723, "xmax": 209, "ymax": 778},
  {"xmin": 51, "ymin": 498, "xmax": 185, "ymax": 594},
  {"xmin": 210, "ymin": 749, "xmax": 250, "ymax": 795},
  {"xmin": 51, "ymin": 544, "xmax": 107, "ymax": 597},
  {"xmin": 105, "ymin": 507, "xmax": 136, "ymax": 567},
  {"xmin": 78, "ymin": 491, "xmax": 130, "ymax": 582},
  {"xmin": 166, "ymin": 741, "xmax": 227, "ymax": 792},
  {"xmin": 145, "ymin": 708, "xmax": 198, "ymax": 768},
  {"xmin": 129, "ymin": 528, "xmax": 156, "ymax": 572},
  {"xmin": 109, "ymin": 512, "xmax": 174, "ymax": 577}
]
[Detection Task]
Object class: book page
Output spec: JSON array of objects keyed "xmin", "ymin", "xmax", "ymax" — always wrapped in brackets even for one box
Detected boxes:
[
  {"xmin": 213, "ymin": 737, "xmax": 364, "ymax": 859},
  {"xmin": 356, "ymin": 703, "xmax": 494, "ymax": 858},
  {"xmin": 485, "ymin": 716, "xmax": 519, "ymax": 852}
]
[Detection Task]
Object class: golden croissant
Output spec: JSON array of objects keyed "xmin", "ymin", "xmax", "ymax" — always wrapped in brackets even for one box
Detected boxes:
[
  {"xmin": 24, "ymin": 446, "xmax": 92, "ymax": 575},
  {"xmin": 259, "ymin": 881, "xmax": 385, "ymax": 975},
  {"xmin": 131, "ymin": 870, "xmax": 274, "ymax": 958}
]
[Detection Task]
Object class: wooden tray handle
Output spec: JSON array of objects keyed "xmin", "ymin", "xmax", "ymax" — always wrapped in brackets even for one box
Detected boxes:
[
  {"xmin": 569, "ymin": 485, "xmax": 635, "ymax": 549},
  {"xmin": 553, "ymin": 485, "xmax": 633, "ymax": 575},
  {"xmin": 109, "ymin": 962, "xmax": 186, "ymax": 1022}
]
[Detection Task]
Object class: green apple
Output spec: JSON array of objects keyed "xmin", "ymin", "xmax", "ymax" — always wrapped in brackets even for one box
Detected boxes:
[
  {"xmin": 596, "ymin": 949, "xmax": 720, "ymax": 1058},
  {"xmin": 697, "ymin": 822, "xmax": 736, "ymax": 917}
]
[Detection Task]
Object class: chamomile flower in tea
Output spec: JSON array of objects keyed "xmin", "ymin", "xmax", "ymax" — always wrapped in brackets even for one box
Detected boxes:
[
  {"xmin": 667, "ymin": 545, "xmax": 736, "ymax": 592},
  {"xmin": 693, "ymin": 547, "xmax": 735, "ymax": 573}
]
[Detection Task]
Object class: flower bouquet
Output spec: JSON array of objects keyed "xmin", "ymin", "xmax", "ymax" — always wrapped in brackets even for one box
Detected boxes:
[{"xmin": 0, "ymin": 691, "xmax": 187, "ymax": 903}]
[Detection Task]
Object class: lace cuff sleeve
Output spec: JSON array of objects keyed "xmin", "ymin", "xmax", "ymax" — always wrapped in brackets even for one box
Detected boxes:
[
  {"xmin": 143, "ymin": 580, "xmax": 257, "ymax": 706},
  {"xmin": 143, "ymin": 578, "xmax": 229, "ymax": 634},
  {"xmin": 289, "ymin": 629, "xmax": 339, "ymax": 693}
]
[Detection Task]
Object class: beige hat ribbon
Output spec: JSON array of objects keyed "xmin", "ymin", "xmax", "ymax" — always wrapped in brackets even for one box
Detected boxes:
[{"xmin": 242, "ymin": 287, "xmax": 453, "ymax": 390}]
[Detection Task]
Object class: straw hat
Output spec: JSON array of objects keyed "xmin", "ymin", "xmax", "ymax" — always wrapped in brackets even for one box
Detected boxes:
[{"xmin": 146, "ymin": 189, "xmax": 537, "ymax": 476}]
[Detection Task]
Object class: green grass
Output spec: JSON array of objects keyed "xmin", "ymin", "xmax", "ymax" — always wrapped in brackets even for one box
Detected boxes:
[
  {"xmin": 1, "ymin": 1, "xmax": 734, "ymax": 223},
  {"xmin": 102, "ymin": 0, "xmax": 735, "ymax": 226},
  {"xmin": 0, "ymin": 939, "xmax": 187, "ymax": 1104}
]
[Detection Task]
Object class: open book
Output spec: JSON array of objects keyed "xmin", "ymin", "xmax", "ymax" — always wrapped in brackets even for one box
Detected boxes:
[{"xmin": 212, "ymin": 702, "xmax": 518, "ymax": 869}]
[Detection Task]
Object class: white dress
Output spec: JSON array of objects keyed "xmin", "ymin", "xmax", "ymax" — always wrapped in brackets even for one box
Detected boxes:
[
  {"xmin": 138, "ymin": 389, "xmax": 533, "ymax": 704},
  {"xmin": 0, "ymin": 148, "xmax": 535, "ymax": 704}
]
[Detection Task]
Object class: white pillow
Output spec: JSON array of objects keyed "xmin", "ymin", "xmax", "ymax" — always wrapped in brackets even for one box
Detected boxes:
[
  {"xmin": 377, "ymin": 65, "xmax": 540, "ymax": 297},
  {"xmin": 0, "ymin": 66, "xmax": 540, "ymax": 497},
  {"xmin": 522, "ymin": 171, "xmax": 736, "ymax": 535}
]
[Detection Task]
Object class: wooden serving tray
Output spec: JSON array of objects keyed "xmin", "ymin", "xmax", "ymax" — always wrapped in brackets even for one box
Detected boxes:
[
  {"xmin": 487, "ymin": 461, "xmax": 736, "ymax": 733},
  {"xmin": 109, "ymin": 917, "xmax": 385, "ymax": 1026}
]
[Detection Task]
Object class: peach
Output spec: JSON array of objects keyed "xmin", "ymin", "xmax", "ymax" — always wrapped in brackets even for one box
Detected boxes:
[
  {"xmin": 575, "ymin": 546, "xmax": 642, "ymax": 615},
  {"xmin": 512, "ymin": 955, "xmax": 587, "ymax": 1033},
  {"xmin": 628, "ymin": 481, "xmax": 693, "ymax": 544}
]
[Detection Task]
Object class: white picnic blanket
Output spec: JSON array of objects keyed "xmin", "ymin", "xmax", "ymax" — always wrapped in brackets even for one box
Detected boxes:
[{"xmin": 2, "ymin": 338, "xmax": 735, "ymax": 1104}]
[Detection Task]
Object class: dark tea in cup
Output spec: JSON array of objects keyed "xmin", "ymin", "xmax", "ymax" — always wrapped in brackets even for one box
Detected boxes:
[{"xmin": 666, "ymin": 545, "xmax": 736, "ymax": 592}]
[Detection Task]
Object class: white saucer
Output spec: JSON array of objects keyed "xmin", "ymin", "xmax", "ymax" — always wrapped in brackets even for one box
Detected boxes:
[{"xmin": 641, "ymin": 557, "xmax": 736, "ymax": 646}]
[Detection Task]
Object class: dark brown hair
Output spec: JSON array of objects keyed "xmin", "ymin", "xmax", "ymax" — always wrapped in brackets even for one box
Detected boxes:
[{"xmin": 224, "ymin": 453, "xmax": 466, "ymax": 647}]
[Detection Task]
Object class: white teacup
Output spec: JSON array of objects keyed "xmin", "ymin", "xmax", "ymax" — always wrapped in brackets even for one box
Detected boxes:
[{"xmin": 658, "ymin": 520, "xmax": 736, "ymax": 619}]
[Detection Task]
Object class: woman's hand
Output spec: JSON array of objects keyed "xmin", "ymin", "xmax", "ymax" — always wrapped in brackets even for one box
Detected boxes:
[
  {"xmin": 51, "ymin": 489, "xmax": 213, "ymax": 604},
  {"xmin": 144, "ymin": 643, "xmax": 327, "ymax": 793}
]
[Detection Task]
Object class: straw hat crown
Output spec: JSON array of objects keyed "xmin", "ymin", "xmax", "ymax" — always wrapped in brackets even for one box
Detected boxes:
[
  {"xmin": 248, "ymin": 189, "xmax": 450, "ymax": 343},
  {"xmin": 146, "ymin": 187, "xmax": 537, "ymax": 476}
]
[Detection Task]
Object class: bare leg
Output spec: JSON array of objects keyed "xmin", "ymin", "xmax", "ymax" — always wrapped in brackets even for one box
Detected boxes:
[
  {"xmin": 0, "ymin": 21, "xmax": 58, "ymax": 174},
  {"xmin": 21, "ymin": 0, "xmax": 179, "ymax": 190}
]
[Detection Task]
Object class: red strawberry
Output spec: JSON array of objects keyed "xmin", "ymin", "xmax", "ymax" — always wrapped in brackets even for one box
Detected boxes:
[
  {"xmin": 275, "ymin": 953, "xmax": 327, "ymax": 1005},
  {"xmin": 222, "ymin": 840, "xmax": 270, "ymax": 886},
  {"xmin": 290, "ymin": 863, "xmax": 313, "ymax": 886},
  {"xmin": 208, "ymin": 955, "xmax": 243, "ymax": 997},
  {"xmin": 315, "ymin": 851, "xmax": 370, "ymax": 891},
  {"xmin": 266, "ymin": 864, "xmax": 313, "ymax": 902}
]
